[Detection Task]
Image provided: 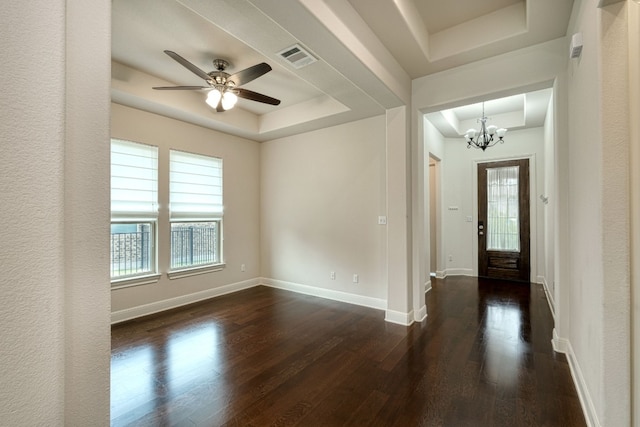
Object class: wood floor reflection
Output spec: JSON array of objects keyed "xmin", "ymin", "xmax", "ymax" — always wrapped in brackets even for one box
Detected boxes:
[{"xmin": 111, "ymin": 277, "xmax": 586, "ymax": 426}]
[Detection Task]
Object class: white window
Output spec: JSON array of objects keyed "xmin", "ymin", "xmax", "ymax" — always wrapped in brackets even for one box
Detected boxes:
[
  {"xmin": 169, "ymin": 150, "xmax": 223, "ymax": 272},
  {"xmin": 110, "ymin": 139, "xmax": 158, "ymax": 281}
]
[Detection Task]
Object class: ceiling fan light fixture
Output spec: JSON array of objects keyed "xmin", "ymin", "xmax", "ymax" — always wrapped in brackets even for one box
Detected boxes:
[
  {"xmin": 206, "ymin": 89, "xmax": 222, "ymax": 108},
  {"xmin": 221, "ymin": 91, "xmax": 238, "ymax": 110}
]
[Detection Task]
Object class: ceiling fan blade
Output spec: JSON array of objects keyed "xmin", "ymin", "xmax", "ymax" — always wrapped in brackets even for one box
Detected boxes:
[
  {"xmin": 164, "ymin": 50, "xmax": 211, "ymax": 82},
  {"xmin": 236, "ymin": 88, "xmax": 281, "ymax": 106},
  {"xmin": 228, "ymin": 63, "xmax": 272, "ymax": 86},
  {"xmin": 152, "ymin": 86, "xmax": 209, "ymax": 90}
]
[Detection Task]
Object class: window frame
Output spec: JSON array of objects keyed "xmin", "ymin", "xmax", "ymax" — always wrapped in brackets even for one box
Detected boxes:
[
  {"xmin": 110, "ymin": 138, "xmax": 160, "ymax": 287},
  {"xmin": 168, "ymin": 149, "xmax": 224, "ymax": 278},
  {"xmin": 110, "ymin": 219, "xmax": 161, "ymax": 288}
]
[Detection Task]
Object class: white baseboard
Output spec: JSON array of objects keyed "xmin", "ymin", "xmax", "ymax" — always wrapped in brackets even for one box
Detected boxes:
[
  {"xmin": 414, "ymin": 305, "xmax": 427, "ymax": 322},
  {"xmin": 540, "ymin": 276, "xmax": 556, "ymax": 321},
  {"xmin": 551, "ymin": 328, "xmax": 568, "ymax": 353},
  {"xmin": 435, "ymin": 270, "xmax": 446, "ymax": 279},
  {"xmin": 443, "ymin": 268, "xmax": 473, "ymax": 276},
  {"xmin": 111, "ymin": 278, "xmax": 261, "ymax": 324},
  {"xmin": 552, "ymin": 329, "xmax": 601, "ymax": 427},
  {"xmin": 425, "ymin": 280, "xmax": 432, "ymax": 293},
  {"xmin": 385, "ymin": 309, "xmax": 414, "ymax": 326},
  {"xmin": 261, "ymin": 278, "xmax": 387, "ymax": 311}
]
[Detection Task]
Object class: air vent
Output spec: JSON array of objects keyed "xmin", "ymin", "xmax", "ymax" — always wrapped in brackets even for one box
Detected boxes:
[{"xmin": 278, "ymin": 44, "xmax": 317, "ymax": 69}]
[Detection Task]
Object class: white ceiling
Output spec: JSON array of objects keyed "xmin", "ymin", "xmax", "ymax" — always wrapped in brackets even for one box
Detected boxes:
[
  {"xmin": 425, "ymin": 88, "xmax": 553, "ymax": 138},
  {"xmin": 111, "ymin": 0, "xmax": 574, "ymax": 141}
]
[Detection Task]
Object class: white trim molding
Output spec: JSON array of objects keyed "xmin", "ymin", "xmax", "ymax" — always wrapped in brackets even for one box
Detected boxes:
[
  {"xmin": 414, "ymin": 305, "xmax": 427, "ymax": 322},
  {"xmin": 540, "ymin": 276, "xmax": 556, "ymax": 321},
  {"xmin": 261, "ymin": 278, "xmax": 387, "ymax": 311},
  {"xmin": 444, "ymin": 268, "xmax": 474, "ymax": 277},
  {"xmin": 385, "ymin": 309, "xmax": 415, "ymax": 326},
  {"xmin": 435, "ymin": 270, "xmax": 447, "ymax": 279},
  {"xmin": 425, "ymin": 280, "xmax": 432, "ymax": 293},
  {"xmin": 552, "ymin": 329, "xmax": 601, "ymax": 427},
  {"xmin": 111, "ymin": 277, "xmax": 260, "ymax": 324}
]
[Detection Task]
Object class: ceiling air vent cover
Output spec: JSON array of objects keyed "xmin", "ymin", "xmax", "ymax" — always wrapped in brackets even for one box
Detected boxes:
[{"xmin": 278, "ymin": 44, "xmax": 317, "ymax": 69}]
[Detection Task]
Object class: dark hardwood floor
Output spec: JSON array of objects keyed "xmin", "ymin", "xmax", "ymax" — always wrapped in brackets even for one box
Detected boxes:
[{"xmin": 111, "ymin": 277, "xmax": 586, "ymax": 426}]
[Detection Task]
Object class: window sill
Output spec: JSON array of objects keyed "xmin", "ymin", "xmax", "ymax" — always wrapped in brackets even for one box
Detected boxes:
[
  {"xmin": 167, "ymin": 263, "xmax": 226, "ymax": 280},
  {"xmin": 111, "ymin": 273, "xmax": 161, "ymax": 290}
]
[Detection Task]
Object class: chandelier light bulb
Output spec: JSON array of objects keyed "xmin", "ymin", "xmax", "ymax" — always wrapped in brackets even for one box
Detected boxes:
[
  {"xmin": 496, "ymin": 128, "xmax": 507, "ymax": 138},
  {"xmin": 221, "ymin": 91, "xmax": 238, "ymax": 110},
  {"xmin": 486, "ymin": 125, "xmax": 497, "ymax": 136},
  {"xmin": 206, "ymin": 89, "xmax": 222, "ymax": 108}
]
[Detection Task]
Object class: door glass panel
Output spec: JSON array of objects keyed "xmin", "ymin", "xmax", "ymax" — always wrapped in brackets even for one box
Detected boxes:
[{"xmin": 486, "ymin": 166, "xmax": 520, "ymax": 251}]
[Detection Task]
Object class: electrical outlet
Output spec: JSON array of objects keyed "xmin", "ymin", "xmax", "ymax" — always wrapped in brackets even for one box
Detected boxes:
[
  {"xmin": 241, "ymin": 264, "xmax": 246, "ymax": 272},
  {"xmin": 353, "ymin": 274, "xmax": 359, "ymax": 283},
  {"xmin": 378, "ymin": 216, "xmax": 387, "ymax": 225},
  {"xmin": 448, "ymin": 255, "xmax": 453, "ymax": 262},
  {"xmin": 330, "ymin": 271, "xmax": 336, "ymax": 280}
]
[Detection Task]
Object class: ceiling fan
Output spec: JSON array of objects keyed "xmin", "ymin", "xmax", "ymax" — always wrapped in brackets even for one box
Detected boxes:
[{"xmin": 153, "ymin": 50, "xmax": 281, "ymax": 112}]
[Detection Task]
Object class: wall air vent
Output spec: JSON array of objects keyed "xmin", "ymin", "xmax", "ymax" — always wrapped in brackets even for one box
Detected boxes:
[{"xmin": 278, "ymin": 44, "xmax": 317, "ymax": 69}]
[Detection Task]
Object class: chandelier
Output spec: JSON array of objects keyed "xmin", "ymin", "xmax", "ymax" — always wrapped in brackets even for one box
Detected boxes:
[{"xmin": 464, "ymin": 102, "xmax": 507, "ymax": 151}]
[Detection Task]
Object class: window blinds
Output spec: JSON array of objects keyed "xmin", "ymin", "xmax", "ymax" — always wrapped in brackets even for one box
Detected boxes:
[
  {"xmin": 170, "ymin": 150, "xmax": 223, "ymax": 220},
  {"xmin": 111, "ymin": 139, "xmax": 158, "ymax": 219}
]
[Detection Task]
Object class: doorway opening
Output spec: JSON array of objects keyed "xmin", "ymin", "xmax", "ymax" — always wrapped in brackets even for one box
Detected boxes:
[{"xmin": 429, "ymin": 156, "xmax": 441, "ymax": 279}]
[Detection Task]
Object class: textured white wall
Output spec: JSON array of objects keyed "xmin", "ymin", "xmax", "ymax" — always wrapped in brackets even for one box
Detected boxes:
[
  {"xmin": 629, "ymin": 1, "xmax": 640, "ymax": 423},
  {"xmin": 441, "ymin": 127, "xmax": 546, "ymax": 279},
  {"xmin": 260, "ymin": 116, "xmax": 388, "ymax": 301},
  {"xmin": 0, "ymin": 2, "xmax": 66, "ymax": 423},
  {"xmin": 111, "ymin": 104, "xmax": 261, "ymax": 312},
  {"xmin": 1, "ymin": 0, "xmax": 111, "ymax": 424},
  {"xmin": 565, "ymin": 0, "xmax": 631, "ymax": 424},
  {"xmin": 566, "ymin": 4, "xmax": 606, "ymax": 417},
  {"xmin": 597, "ymin": 3, "xmax": 631, "ymax": 424}
]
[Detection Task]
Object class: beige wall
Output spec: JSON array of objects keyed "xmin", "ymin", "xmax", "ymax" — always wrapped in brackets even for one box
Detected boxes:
[
  {"xmin": 260, "ymin": 115, "xmax": 388, "ymax": 303},
  {"xmin": 111, "ymin": 104, "xmax": 261, "ymax": 317}
]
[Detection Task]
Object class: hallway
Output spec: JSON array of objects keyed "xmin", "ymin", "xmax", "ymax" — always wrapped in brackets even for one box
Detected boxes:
[{"xmin": 111, "ymin": 277, "xmax": 585, "ymax": 426}]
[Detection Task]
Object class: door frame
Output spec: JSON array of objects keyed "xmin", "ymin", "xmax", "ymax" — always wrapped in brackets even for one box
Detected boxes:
[{"xmin": 471, "ymin": 153, "xmax": 538, "ymax": 282}]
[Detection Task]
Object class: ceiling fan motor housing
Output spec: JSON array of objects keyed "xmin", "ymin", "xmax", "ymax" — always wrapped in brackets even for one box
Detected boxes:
[{"xmin": 212, "ymin": 58, "xmax": 229, "ymax": 71}]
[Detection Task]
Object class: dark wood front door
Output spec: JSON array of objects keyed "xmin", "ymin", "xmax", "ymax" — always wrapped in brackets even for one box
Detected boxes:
[{"xmin": 477, "ymin": 159, "xmax": 530, "ymax": 282}]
